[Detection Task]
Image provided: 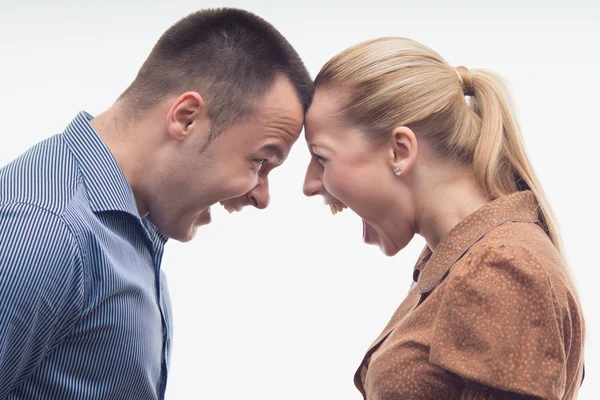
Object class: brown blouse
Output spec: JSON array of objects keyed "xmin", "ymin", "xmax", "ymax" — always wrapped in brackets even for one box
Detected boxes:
[{"xmin": 354, "ymin": 191, "xmax": 585, "ymax": 400}]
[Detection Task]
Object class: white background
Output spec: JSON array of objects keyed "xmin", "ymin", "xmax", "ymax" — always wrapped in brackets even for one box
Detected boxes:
[{"xmin": 1, "ymin": 1, "xmax": 598, "ymax": 398}]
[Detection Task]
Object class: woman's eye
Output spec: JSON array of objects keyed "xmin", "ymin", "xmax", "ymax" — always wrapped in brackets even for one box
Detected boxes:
[{"xmin": 314, "ymin": 154, "xmax": 326, "ymax": 166}]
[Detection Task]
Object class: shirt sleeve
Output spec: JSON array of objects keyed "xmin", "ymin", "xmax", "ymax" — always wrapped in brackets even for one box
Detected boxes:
[
  {"xmin": 429, "ymin": 244, "xmax": 567, "ymax": 400},
  {"xmin": 0, "ymin": 202, "xmax": 84, "ymax": 398}
]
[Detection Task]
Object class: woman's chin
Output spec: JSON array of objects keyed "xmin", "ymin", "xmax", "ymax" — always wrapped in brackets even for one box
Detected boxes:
[
  {"xmin": 377, "ymin": 234, "xmax": 409, "ymax": 256},
  {"xmin": 379, "ymin": 241, "xmax": 401, "ymax": 257}
]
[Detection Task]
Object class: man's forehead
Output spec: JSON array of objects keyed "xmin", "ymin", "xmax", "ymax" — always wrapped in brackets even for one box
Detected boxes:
[
  {"xmin": 256, "ymin": 105, "xmax": 304, "ymax": 139},
  {"xmin": 255, "ymin": 77, "xmax": 304, "ymax": 130}
]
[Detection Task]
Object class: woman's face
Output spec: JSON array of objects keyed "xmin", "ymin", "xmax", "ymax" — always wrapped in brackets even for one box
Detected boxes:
[{"xmin": 303, "ymin": 89, "xmax": 417, "ymax": 256}]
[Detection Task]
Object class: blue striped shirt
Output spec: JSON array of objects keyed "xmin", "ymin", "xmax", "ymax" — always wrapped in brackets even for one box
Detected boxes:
[{"xmin": 0, "ymin": 112, "xmax": 172, "ymax": 399}]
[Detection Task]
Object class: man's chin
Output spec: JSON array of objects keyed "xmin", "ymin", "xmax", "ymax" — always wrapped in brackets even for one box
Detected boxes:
[
  {"xmin": 160, "ymin": 223, "xmax": 197, "ymax": 243},
  {"xmin": 172, "ymin": 227, "xmax": 198, "ymax": 243},
  {"xmin": 163, "ymin": 215, "xmax": 212, "ymax": 242}
]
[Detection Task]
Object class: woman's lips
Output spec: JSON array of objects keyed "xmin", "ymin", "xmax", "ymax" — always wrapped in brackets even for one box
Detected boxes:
[
  {"xmin": 363, "ymin": 219, "xmax": 367, "ymax": 241},
  {"xmin": 362, "ymin": 220, "xmax": 379, "ymax": 244}
]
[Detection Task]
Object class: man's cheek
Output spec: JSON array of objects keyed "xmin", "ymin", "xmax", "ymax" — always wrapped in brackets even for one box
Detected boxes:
[{"xmin": 227, "ymin": 175, "xmax": 257, "ymax": 199}]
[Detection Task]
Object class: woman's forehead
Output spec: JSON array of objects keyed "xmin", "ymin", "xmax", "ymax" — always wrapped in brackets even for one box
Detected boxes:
[{"xmin": 305, "ymin": 90, "xmax": 348, "ymax": 139}]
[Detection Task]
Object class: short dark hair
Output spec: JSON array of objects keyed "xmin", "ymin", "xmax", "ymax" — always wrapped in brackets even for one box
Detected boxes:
[{"xmin": 119, "ymin": 8, "xmax": 313, "ymax": 138}]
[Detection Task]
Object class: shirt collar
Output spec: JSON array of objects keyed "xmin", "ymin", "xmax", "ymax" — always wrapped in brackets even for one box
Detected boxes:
[
  {"xmin": 62, "ymin": 111, "xmax": 141, "ymax": 219},
  {"xmin": 414, "ymin": 190, "xmax": 540, "ymax": 293}
]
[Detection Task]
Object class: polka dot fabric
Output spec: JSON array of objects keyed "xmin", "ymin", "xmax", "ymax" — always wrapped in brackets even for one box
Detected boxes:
[{"xmin": 354, "ymin": 191, "xmax": 585, "ymax": 400}]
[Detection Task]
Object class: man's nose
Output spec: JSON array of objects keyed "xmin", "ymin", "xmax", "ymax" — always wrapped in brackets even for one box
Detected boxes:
[
  {"xmin": 247, "ymin": 175, "xmax": 270, "ymax": 209},
  {"xmin": 303, "ymin": 162, "xmax": 323, "ymax": 197}
]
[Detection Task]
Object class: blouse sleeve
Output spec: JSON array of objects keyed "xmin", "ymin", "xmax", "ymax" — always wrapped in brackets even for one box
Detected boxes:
[
  {"xmin": 460, "ymin": 381, "xmax": 542, "ymax": 399},
  {"xmin": 429, "ymin": 244, "xmax": 568, "ymax": 400}
]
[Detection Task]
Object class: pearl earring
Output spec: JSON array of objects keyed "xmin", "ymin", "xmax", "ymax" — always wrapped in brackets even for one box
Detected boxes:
[{"xmin": 394, "ymin": 167, "xmax": 402, "ymax": 176}]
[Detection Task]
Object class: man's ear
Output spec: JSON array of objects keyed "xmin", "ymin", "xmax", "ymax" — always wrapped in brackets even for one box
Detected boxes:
[{"xmin": 166, "ymin": 92, "xmax": 205, "ymax": 141}]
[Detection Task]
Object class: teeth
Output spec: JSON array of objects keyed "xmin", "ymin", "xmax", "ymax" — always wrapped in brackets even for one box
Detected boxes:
[
  {"xmin": 220, "ymin": 202, "xmax": 235, "ymax": 214},
  {"xmin": 329, "ymin": 203, "xmax": 347, "ymax": 215}
]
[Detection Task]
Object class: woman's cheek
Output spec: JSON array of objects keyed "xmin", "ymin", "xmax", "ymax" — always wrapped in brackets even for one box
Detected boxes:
[{"xmin": 325, "ymin": 169, "xmax": 358, "ymax": 202}]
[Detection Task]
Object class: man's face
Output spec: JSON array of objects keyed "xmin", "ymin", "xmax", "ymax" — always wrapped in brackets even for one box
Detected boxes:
[{"xmin": 150, "ymin": 75, "xmax": 304, "ymax": 242}]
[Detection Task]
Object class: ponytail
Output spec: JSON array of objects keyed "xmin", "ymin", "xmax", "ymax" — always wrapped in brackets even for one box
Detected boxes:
[{"xmin": 459, "ymin": 67, "xmax": 563, "ymax": 252}]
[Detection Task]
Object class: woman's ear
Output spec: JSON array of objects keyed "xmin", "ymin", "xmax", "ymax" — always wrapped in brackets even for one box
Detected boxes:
[{"xmin": 388, "ymin": 126, "xmax": 418, "ymax": 176}]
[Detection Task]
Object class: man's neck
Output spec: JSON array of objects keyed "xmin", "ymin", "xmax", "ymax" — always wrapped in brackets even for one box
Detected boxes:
[{"xmin": 90, "ymin": 106, "xmax": 151, "ymax": 217}]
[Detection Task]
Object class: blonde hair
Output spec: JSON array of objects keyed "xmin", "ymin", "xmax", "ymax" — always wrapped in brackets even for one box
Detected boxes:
[{"xmin": 315, "ymin": 37, "xmax": 562, "ymax": 252}]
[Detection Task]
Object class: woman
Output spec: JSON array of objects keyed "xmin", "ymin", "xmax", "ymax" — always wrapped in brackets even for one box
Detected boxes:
[{"xmin": 303, "ymin": 37, "xmax": 585, "ymax": 399}]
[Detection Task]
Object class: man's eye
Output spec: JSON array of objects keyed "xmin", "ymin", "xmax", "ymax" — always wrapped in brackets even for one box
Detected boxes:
[{"xmin": 254, "ymin": 159, "xmax": 267, "ymax": 169}]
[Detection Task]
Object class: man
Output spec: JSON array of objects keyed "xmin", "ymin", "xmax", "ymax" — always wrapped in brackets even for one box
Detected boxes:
[{"xmin": 0, "ymin": 8, "xmax": 312, "ymax": 399}]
